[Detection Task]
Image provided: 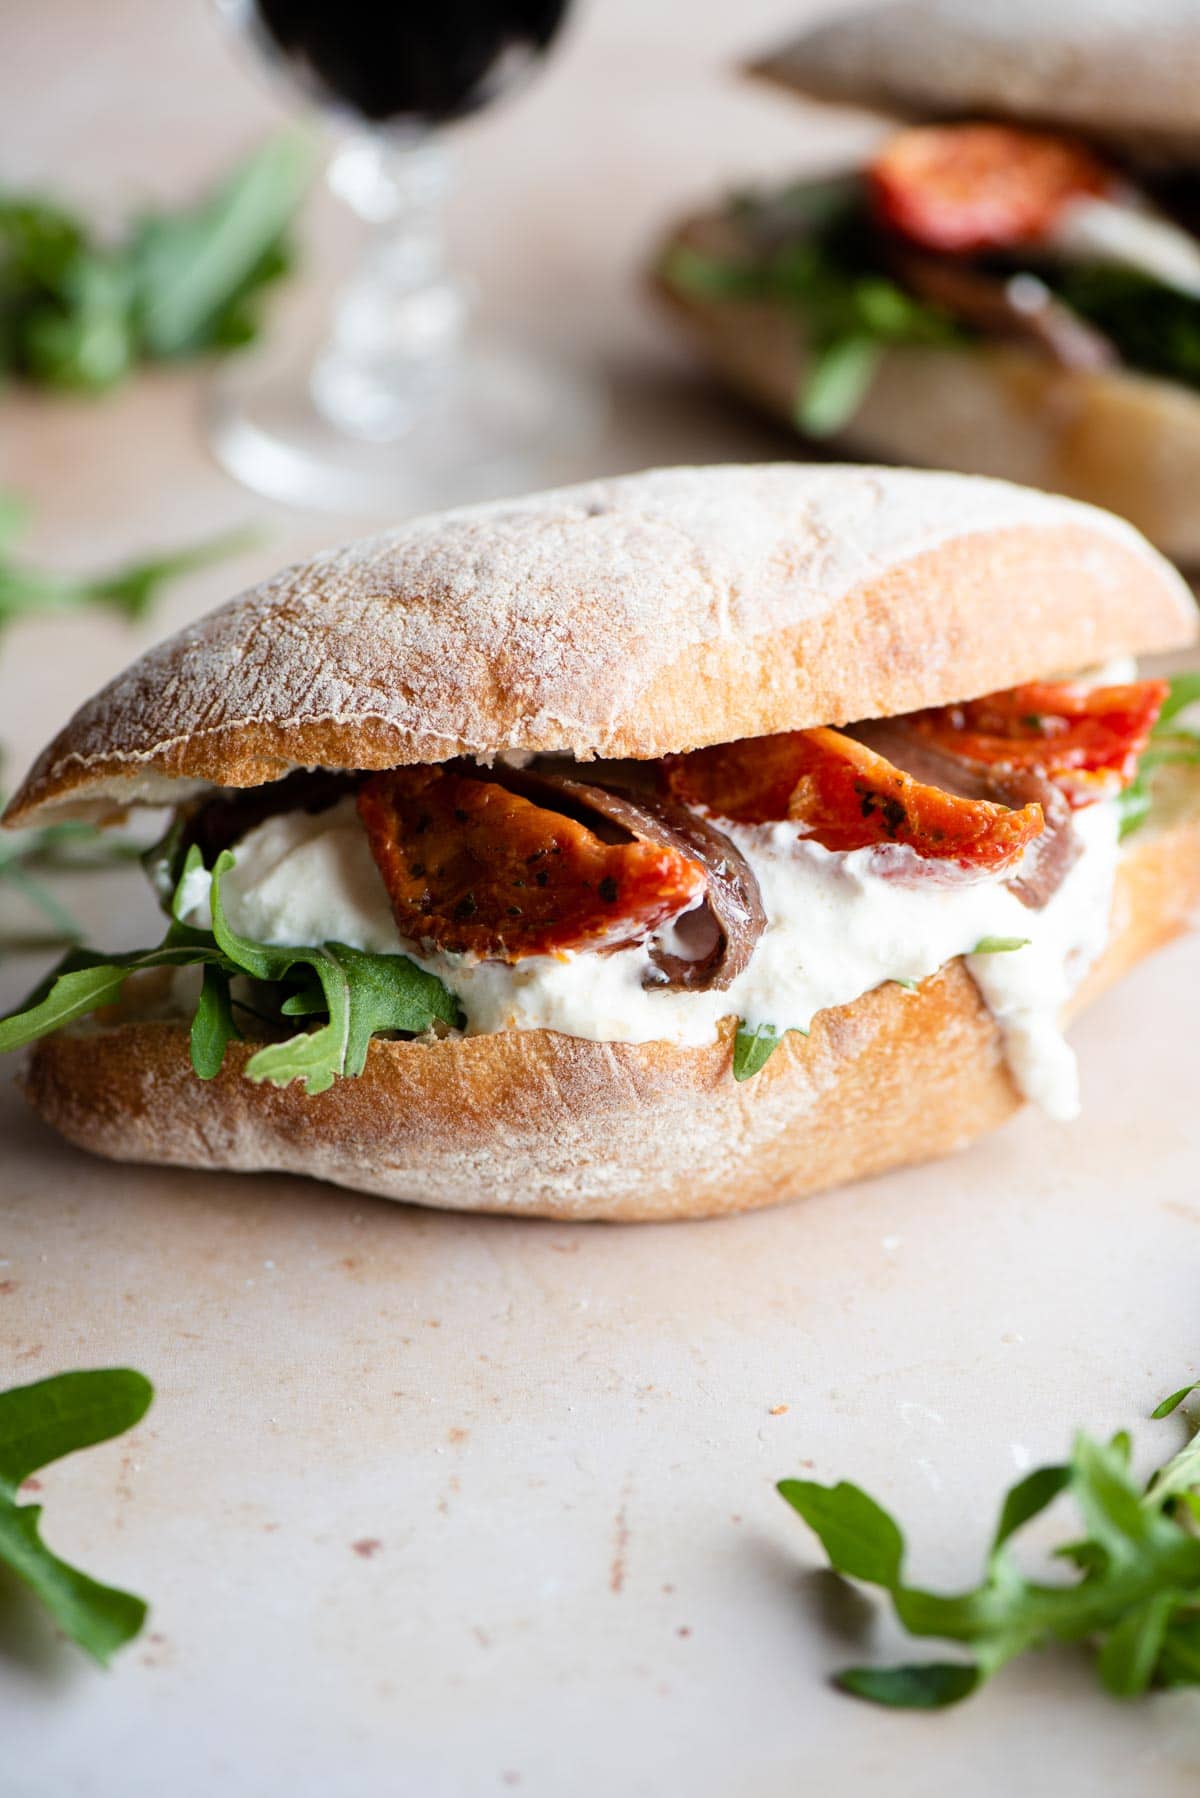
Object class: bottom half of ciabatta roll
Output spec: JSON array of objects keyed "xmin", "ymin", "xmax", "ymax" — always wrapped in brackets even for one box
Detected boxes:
[
  {"xmin": 657, "ymin": 211, "xmax": 1200, "ymax": 569},
  {"xmin": 19, "ymin": 773, "xmax": 1200, "ymax": 1223}
]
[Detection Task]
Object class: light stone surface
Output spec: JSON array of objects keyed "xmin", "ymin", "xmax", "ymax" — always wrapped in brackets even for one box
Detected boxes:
[{"xmin": 3, "ymin": 2, "xmax": 1200, "ymax": 1794}]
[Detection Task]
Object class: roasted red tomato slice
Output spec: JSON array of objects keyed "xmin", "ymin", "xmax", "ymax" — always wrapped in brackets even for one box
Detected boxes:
[
  {"xmin": 905, "ymin": 680, "xmax": 1168, "ymax": 806},
  {"xmin": 357, "ymin": 767, "xmax": 707, "ymax": 960},
  {"xmin": 869, "ymin": 124, "xmax": 1113, "ymax": 254},
  {"xmin": 664, "ymin": 727, "xmax": 1044, "ymax": 868}
]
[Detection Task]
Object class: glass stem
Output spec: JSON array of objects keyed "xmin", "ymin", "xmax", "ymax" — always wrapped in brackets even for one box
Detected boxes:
[{"xmin": 310, "ymin": 134, "xmax": 467, "ymax": 444}]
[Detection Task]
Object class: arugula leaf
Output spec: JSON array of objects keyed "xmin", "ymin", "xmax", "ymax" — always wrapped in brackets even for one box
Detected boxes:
[
  {"xmin": 1048, "ymin": 263, "xmax": 1200, "ymax": 392},
  {"xmin": 190, "ymin": 964, "xmax": 240, "ymax": 1080},
  {"xmin": 796, "ymin": 335, "xmax": 883, "ymax": 437},
  {"xmin": 0, "ymin": 511, "xmax": 252, "ymax": 953},
  {"xmin": 664, "ymin": 183, "xmax": 961, "ymax": 438},
  {"xmin": 0, "ymin": 515, "xmax": 255, "ymax": 632},
  {"xmin": 0, "ymin": 134, "xmax": 310, "ymax": 393},
  {"xmin": 777, "ymin": 1394, "xmax": 1200, "ymax": 1708},
  {"xmin": 732, "ymin": 1020, "xmax": 783, "ymax": 1081},
  {"xmin": 0, "ymin": 807, "xmax": 151, "ymax": 952},
  {"xmin": 0, "ymin": 1369, "xmax": 152, "ymax": 1664},
  {"xmin": 840, "ymin": 1662, "xmax": 981, "ymax": 1708},
  {"xmin": 1116, "ymin": 677, "xmax": 1200, "ymax": 842},
  {"xmin": 209, "ymin": 850, "xmax": 462, "ymax": 1093},
  {"xmin": 971, "ymin": 936, "xmax": 1031, "ymax": 954},
  {"xmin": 132, "ymin": 134, "xmax": 311, "ymax": 360},
  {"xmin": 776, "ymin": 1479, "xmax": 903, "ymax": 1585},
  {"xmin": 1158, "ymin": 676, "xmax": 1200, "ymax": 729},
  {"xmin": 1153, "ymin": 1381, "xmax": 1200, "ymax": 1420},
  {"xmin": 1117, "ymin": 779, "xmax": 1154, "ymax": 841},
  {"xmin": 0, "ymin": 844, "xmax": 462, "ymax": 1094}
]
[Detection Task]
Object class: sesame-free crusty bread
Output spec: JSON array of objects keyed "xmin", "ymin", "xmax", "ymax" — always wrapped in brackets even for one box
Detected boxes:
[
  {"xmin": 3, "ymin": 464, "xmax": 1193, "ymax": 828},
  {"xmin": 752, "ymin": 0, "xmax": 1200, "ymax": 165},
  {"xmin": 19, "ymin": 772, "xmax": 1200, "ymax": 1220},
  {"xmin": 657, "ymin": 223, "xmax": 1200, "ymax": 566}
]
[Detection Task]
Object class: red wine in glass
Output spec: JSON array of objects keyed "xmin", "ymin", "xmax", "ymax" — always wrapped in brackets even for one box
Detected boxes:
[
  {"xmin": 210, "ymin": 0, "xmax": 598, "ymax": 513},
  {"xmin": 253, "ymin": 0, "xmax": 571, "ymax": 124}
]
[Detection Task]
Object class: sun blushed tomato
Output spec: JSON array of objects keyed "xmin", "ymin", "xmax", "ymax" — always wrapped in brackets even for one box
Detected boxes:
[
  {"xmin": 906, "ymin": 680, "xmax": 1168, "ymax": 806},
  {"xmin": 357, "ymin": 767, "xmax": 706, "ymax": 960},
  {"xmin": 869, "ymin": 124, "xmax": 1114, "ymax": 254},
  {"xmin": 664, "ymin": 727, "xmax": 1044, "ymax": 868}
]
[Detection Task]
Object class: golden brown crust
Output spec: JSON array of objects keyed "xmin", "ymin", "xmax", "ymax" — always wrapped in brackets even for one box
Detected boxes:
[
  {"xmin": 4, "ymin": 464, "xmax": 1192, "ymax": 829},
  {"xmin": 658, "ymin": 215, "xmax": 1200, "ymax": 566},
  {"xmin": 19, "ymin": 794, "xmax": 1200, "ymax": 1221}
]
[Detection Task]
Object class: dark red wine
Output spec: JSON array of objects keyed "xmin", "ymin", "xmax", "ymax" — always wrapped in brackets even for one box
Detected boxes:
[{"xmin": 253, "ymin": 0, "xmax": 570, "ymax": 125}]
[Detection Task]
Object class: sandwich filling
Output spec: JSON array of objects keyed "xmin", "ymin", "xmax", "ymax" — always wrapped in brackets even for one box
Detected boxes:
[
  {"xmin": 663, "ymin": 121, "xmax": 1200, "ymax": 436},
  {"xmin": 169, "ymin": 671, "xmax": 1168, "ymax": 1120},
  {"xmin": 3, "ymin": 666, "xmax": 1187, "ymax": 1119}
]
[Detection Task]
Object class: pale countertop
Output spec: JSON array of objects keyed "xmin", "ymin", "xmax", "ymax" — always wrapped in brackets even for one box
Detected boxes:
[{"xmin": 3, "ymin": 4, "xmax": 1200, "ymax": 1795}]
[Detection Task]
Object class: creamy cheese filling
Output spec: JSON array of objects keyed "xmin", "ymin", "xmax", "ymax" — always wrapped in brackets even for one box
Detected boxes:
[{"xmin": 180, "ymin": 788, "xmax": 1122, "ymax": 1123}]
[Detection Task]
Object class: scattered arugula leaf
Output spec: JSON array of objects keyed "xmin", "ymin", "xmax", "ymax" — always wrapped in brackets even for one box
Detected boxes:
[
  {"xmin": 0, "ymin": 510, "xmax": 256, "ymax": 634},
  {"xmin": 0, "ymin": 134, "xmax": 311, "ymax": 393},
  {"xmin": 1153, "ymin": 1382, "xmax": 1200, "ymax": 1421},
  {"xmin": 0, "ymin": 512, "xmax": 255, "ymax": 951},
  {"xmin": 971, "ymin": 936, "xmax": 1031, "ymax": 955},
  {"xmin": 778, "ymin": 1384, "xmax": 1200, "ymax": 1708},
  {"xmin": 0, "ymin": 807, "xmax": 151, "ymax": 950},
  {"xmin": 0, "ymin": 844, "xmax": 462, "ymax": 1090},
  {"xmin": 0, "ymin": 926, "xmax": 230, "ymax": 1057},
  {"xmin": 0, "ymin": 1368, "xmax": 152, "ymax": 1665}
]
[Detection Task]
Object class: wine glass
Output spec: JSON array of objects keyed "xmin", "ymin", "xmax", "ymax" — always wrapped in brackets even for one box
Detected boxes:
[{"xmin": 209, "ymin": 0, "xmax": 601, "ymax": 513}]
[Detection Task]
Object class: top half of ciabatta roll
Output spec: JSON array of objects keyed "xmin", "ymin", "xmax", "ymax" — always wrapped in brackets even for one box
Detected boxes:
[
  {"xmin": 5, "ymin": 463, "xmax": 1195, "ymax": 829},
  {"xmin": 751, "ymin": 0, "xmax": 1200, "ymax": 165},
  {"xmin": 4, "ymin": 464, "xmax": 1200, "ymax": 1222}
]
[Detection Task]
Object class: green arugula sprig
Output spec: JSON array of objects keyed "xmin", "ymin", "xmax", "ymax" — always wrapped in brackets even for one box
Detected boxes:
[
  {"xmin": 732, "ymin": 1020, "xmax": 807, "ymax": 1082},
  {"xmin": 0, "ymin": 134, "xmax": 311, "ymax": 392},
  {"xmin": 0, "ymin": 1369, "xmax": 152, "ymax": 1665},
  {"xmin": 0, "ymin": 503, "xmax": 256, "ymax": 948},
  {"xmin": 779, "ymin": 1382, "xmax": 1200, "ymax": 1708},
  {"xmin": 1118, "ymin": 675, "xmax": 1200, "ymax": 840},
  {"xmin": 0, "ymin": 844, "xmax": 463, "ymax": 1094},
  {"xmin": 0, "ymin": 490, "xmax": 255, "ymax": 636},
  {"xmin": 663, "ymin": 179, "xmax": 961, "ymax": 437},
  {"xmin": 1049, "ymin": 263, "xmax": 1200, "ymax": 393}
]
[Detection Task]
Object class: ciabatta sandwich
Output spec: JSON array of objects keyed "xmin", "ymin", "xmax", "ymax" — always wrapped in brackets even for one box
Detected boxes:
[
  {"xmin": 657, "ymin": 0, "xmax": 1200, "ymax": 562},
  {"xmin": 3, "ymin": 464, "xmax": 1198, "ymax": 1220}
]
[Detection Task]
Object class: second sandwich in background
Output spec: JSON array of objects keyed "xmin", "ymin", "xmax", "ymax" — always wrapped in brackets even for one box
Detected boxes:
[{"xmin": 657, "ymin": 0, "xmax": 1200, "ymax": 563}]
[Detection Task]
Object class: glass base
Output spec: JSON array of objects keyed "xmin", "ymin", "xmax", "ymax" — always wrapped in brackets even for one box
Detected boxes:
[{"xmin": 207, "ymin": 340, "xmax": 604, "ymax": 516}]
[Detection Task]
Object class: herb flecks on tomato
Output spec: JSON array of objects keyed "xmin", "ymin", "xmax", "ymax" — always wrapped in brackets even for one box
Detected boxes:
[
  {"xmin": 664, "ymin": 727, "xmax": 1044, "ymax": 869},
  {"xmin": 358, "ymin": 767, "xmax": 706, "ymax": 960},
  {"xmin": 869, "ymin": 124, "xmax": 1113, "ymax": 255},
  {"xmin": 906, "ymin": 680, "xmax": 1168, "ymax": 806}
]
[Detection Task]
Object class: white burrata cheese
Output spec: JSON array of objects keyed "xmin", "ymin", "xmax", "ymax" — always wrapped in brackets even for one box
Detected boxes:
[{"xmin": 180, "ymin": 790, "xmax": 1122, "ymax": 1122}]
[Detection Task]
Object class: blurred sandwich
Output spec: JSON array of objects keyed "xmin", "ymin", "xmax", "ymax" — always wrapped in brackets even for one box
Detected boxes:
[{"xmin": 657, "ymin": 0, "xmax": 1200, "ymax": 562}]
